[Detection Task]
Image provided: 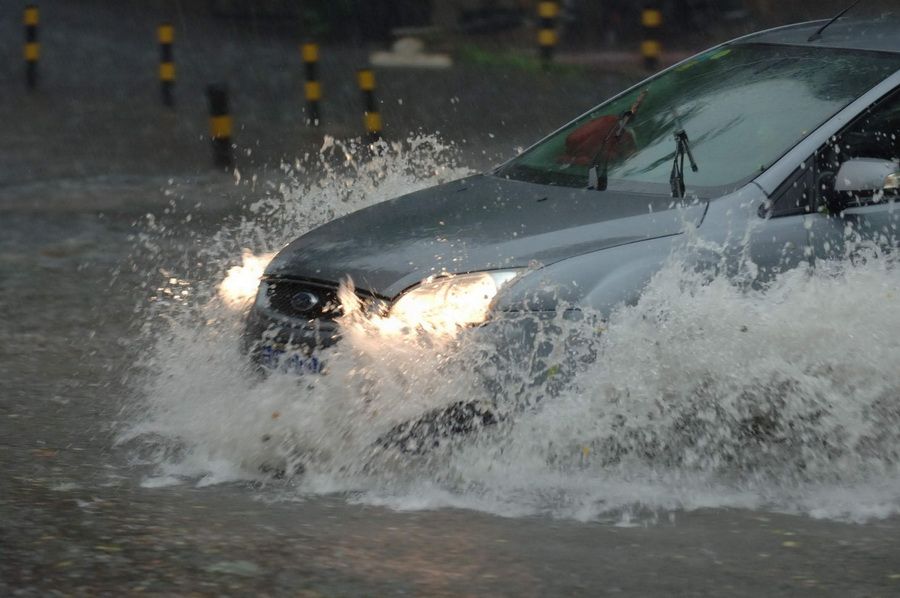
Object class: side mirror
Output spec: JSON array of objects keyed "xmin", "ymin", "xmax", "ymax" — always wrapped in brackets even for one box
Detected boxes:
[{"xmin": 834, "ymin": 158, "xmax": 900, "ymax": 196}]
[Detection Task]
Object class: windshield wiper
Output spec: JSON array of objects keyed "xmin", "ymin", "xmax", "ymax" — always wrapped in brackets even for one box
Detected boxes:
[
  {"xmin": 587, "ymin": 89, "xmax": 648, "ymax": 190},
  {"xmin": 669, "ymin": 129, "xmax": 699, "ymax": 198}
]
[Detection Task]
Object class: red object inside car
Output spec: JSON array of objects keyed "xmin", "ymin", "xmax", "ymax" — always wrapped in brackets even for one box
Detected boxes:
[{"xmin": 559, "ymin": 115, "xmax": 637, "ymax": 166}]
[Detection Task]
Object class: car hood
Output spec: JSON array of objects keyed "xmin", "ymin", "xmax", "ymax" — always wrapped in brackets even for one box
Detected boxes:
[{"xmin": 265, "ymin": 174, "xmax": 708, "ymax": 298}]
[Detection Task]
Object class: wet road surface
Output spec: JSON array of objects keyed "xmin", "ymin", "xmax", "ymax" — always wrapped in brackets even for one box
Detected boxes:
[
  {"xmin": 3, "ymin": 184, "xmax": 900, "ymax": 597},
  {"xmin": 3, "ymin": 2, "xmax": 900, "ymax": 595}
]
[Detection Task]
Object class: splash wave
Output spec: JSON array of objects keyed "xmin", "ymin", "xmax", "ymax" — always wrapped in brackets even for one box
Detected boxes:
[{"xmin": 121, "ymin": 136, "xmax": 900, "ymax": 523}]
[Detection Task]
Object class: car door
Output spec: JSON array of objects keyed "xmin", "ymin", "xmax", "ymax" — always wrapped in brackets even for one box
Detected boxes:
[{"xmin": 804, "ymin": 88, "xmax": 900, "ymax": 263}]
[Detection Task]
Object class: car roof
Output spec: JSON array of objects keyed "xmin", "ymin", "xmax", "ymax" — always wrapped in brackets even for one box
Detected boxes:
[{"xmin": 735, "ymin": 15, "xmax": 900, "ymax": 54}]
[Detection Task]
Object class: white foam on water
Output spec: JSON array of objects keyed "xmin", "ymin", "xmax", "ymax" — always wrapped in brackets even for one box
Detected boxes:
[{"xmin": 120, "ymin": 135, "xmax": 900, "ymax": 523}]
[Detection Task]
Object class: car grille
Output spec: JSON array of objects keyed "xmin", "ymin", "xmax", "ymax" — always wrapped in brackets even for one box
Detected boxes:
[{"xmin": 262, "ymin": 279, "xmax": 371, "ymax": 321}]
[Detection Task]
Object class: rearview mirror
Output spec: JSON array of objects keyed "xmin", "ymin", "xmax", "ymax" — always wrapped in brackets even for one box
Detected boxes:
[{"xmin": 834, "ymin": 158, "xmax": 900, "ymax": 196}]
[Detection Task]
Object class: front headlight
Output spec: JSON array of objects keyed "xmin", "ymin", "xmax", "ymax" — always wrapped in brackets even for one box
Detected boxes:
[
  {"xmin": 220, "ymin": 251, "xmax": 275, "ymax": 308},
  {"xmin": 390, "ymin": 270, "xmax": 520, "ymax": 334}
]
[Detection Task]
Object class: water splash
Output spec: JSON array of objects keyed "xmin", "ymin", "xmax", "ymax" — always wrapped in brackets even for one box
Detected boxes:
[
  {"xmin": 219, "ymin": 250, "xmax": 276, "ymax": 308},
  {"xmin": 121, "ymin": 135, "xmax": 900, "ymax": 523}
]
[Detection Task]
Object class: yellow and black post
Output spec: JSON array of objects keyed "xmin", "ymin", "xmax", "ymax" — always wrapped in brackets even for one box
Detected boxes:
[
  {"xmin": 302, "ymin": 43, "xmax": 321, "ymax": 126},
  {"xmin": 357, "ymin": 68, "xmax": 381, "ymax": 143},
  {"xmin": 641, "ymin": 7, "xmax": 662, "ymax": 71},
  {"xmin": 158, "ymin": 23, "xmax": 175, "ymax": 107},
  {"xmin": 206, "ymin": 84, "xmax": 233, "ymax": 169},
  {"xmin": 24, "ymin": 5, "xmax": 40, "ymax": 90},
  {"xmin": 537, "ymin": 1, "xmax": 559, "ymax": 66}
]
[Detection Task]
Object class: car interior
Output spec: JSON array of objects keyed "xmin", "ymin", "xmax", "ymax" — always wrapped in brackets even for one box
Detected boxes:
[
  {"xmin": 816, "ymin": 88, "xmax": 900, "ymax": 210},
  {"xmin": 768, "ymin": 87, "xmax": 900, "ymax": 218}
]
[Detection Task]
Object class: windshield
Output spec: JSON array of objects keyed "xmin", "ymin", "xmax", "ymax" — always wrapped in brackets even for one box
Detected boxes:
[{"xmin": 497, "ymin": 43, "xmax": 900, "ymax": 197}]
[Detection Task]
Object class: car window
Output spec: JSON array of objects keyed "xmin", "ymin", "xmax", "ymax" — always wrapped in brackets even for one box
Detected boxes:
[
  {"xmin": 498, "ymin": 44, "xmax": 900, "ymax": 198},
  {"xmin": 815, "ymin": 89, "xmax": 900, "ymax": 209},
  {"xmin": 765, "ymin": 162, "xmax": 814, "ymax": 218}
]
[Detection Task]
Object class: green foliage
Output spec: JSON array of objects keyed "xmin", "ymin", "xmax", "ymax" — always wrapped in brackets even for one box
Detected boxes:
[{"xmin": 457, "ymin": 44, "xmax": 585, "ymax": 76}]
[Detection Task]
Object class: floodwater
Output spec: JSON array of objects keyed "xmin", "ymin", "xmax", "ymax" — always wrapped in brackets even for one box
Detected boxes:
[
  {"xmin": 4, "ymin": 139, "xmax": 900, "ymax": 596},
  {"xmin": 4, "ymin": 2, "xmax": 900, "ymax": 595}
]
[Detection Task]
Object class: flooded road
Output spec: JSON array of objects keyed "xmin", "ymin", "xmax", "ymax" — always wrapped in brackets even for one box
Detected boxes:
[
  {"xmin": 4, "ymin": 2, "xmax": 900, "ymax": 595},
  {"xmin": 3, "ymin": 169, "xmax": 900, "ymax": 596}
]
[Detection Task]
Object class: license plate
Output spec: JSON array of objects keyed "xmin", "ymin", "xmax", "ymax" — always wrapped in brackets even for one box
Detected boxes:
[{"xmin": 258, "ymin": 346, "xmax": 324, "ymax": 375}]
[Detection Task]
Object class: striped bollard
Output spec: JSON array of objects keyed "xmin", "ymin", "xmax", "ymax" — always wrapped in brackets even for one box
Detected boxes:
[
  {"xmin": 206, "ymin": 84, "xmax": 233, "ymax": 169},
  {"xmin": 302, "ymin": 43, "xmax": 321, "ymax": 126},
  {"xmin": 537, "ymin": 1, "xmax": 559, "ymax": 66},
  {"xmin": 357, "ymin": 69, "xmax": 381, "ymax": 143},
  {"xmin": 641, "ymin": 7, "xmax": 662, "ymax": 71},
  {"xmin": 158, "ymin": 23, "xmax": 175, "ymax": 107},
  {"xmin": 24, "ymin": 5, "xmax": 40, "ymax": 90}
]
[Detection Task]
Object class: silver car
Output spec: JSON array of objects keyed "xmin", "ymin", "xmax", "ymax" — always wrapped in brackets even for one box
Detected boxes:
[{"xmin": 245, "ymin": 16, "xmax": 900, "ymax": 385}]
